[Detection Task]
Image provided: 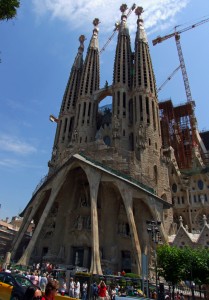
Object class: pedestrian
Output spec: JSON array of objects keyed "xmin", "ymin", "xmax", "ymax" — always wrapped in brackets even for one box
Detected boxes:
[
  {"xmin": 111, "ymin": 286, "xmax": 116, "ymax": 300},
  {"xmin": 92, "ymin": 282, "xmax": 98, "ymax": 300},
  {"xmin": 69, "ymin": 277, "xmax": 75, "ymax": 297},
  {"xmin": 75, "ymin": 278, "xmax": 81, "ymax": 298},
  {"xmin": 180, "ymin": 293, "xmax": 184, "ymax": 300},
  {"xmin": 98, "ymin": 281, "xmax": 107, "ymax": 300},
  {"xmin": 42, "ymin": 280, "xmax": 58, "ymax": 300},
  {"xmin": 59, "ymin": 278, "xmax": 67, "ymax": 296},
  {"xmin": 82, "ymin": 281, "xmax": 88, "ymax": 300},
  {"xmin": 23, "ymin": 286, "xmax": 43, "ymax": 300},
  {"xmin": 39, "ymin": 273, "xmax": 48, "ymax": 292}
]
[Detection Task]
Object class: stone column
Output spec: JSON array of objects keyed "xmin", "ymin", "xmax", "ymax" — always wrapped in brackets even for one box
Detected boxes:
[
  {"xmin": 84, "ymin": 166, "xmax": 102, "ymax": 274},
  {"xmin": 11, "ymin": 191, "xmax": 47, "ymax": 259},
  {"xmin": 17, "ymin": 170, "xmax": 66, "ymax": 266},
  {"xmin": 117, "ymin": 181, "xmax": 142, "ymax": 275}
]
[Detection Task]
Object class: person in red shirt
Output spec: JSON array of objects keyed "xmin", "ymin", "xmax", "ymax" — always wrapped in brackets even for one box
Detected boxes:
[{"xmin": 98, "ymin": 281, "xmax": 107, "ymax": 300}]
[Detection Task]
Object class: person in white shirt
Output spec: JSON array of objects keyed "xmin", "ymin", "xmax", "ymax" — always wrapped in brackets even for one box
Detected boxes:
[
  {"xmin": 69, "ymin": 277, "xmax": 75, "ymax": 298},
  {"xmin": 82, "ymin": 281, "xmax": 88, "ymax": 300},
  {"xmin": 74, "ymin": 279, "xmax": 80, "ymax": 298}
]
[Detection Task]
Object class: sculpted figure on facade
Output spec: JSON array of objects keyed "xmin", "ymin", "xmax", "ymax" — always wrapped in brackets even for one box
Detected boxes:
[{"xmin": 137, "ymin": 123, "xmax": 147, "ymax": 149}]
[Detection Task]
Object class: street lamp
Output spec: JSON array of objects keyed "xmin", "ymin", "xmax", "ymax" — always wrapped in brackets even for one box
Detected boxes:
[{"xmin": 146, "ymin": 220, "xmax": 161, "ymax": 297}]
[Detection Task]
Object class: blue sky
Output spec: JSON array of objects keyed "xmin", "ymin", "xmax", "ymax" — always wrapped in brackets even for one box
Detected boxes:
[{"xmin": 0, "ymin": 0, "xmax": 209, "ymax": 220}]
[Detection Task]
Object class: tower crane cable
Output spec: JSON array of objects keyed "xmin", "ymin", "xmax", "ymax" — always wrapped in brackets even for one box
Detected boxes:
[
  {"xmin": 157, "ymin": 65, "xmax": 181, "ymax": 93},
  {"xmin": 153, "ymin": 16, "xmax": 209, "ymax": 103},
  {"xmin": 100, "ymin": 3, "xmax": 136, "ymax": 54}
]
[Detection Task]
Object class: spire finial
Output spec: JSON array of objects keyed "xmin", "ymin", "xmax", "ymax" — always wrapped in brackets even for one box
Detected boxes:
[
  {"xmin": 78, "ymin": 35, "xmax": 86, "ymax": 53},
  {"xmin": 92, "ymin": 18, "xmax": 100, "ymax": 36},
  {"xmin": 179, "ymin": 216, "xmax": 183, "ymax": 227},
  {"xmin": 93, "ymin": 18, "xmax": 100, "ymax": 27},
  {"xmin": 79, "ymin": 35, "xmax": 86, "ymax": 44},
  {"xmin": 120, "ymin": 4, "xmax": 128, "ymax": 13},
  {"xmin": 203, "ymin": 214, "xmax": 207, "ymax": 226},
  {"xmin": 135, "ymin": 6, "xmax": 143, "ymax": 17}
]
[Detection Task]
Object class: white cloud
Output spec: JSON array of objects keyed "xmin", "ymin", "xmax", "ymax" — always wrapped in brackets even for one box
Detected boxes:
[
  {"xmin": 0, "ymin": 158, "xmax": 21, "ymax": 167},
  {"xmin": 0, "ymin": 134, "xmax": 37, "ymax": 155},
  {"xmin": 32, "ymin": 0, "xmax": 190, "ymax": 35}
]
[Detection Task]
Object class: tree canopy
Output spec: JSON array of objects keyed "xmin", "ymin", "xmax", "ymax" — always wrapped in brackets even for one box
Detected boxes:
[
  {"xmin": 157, "ymin": 244, "xmax": 209, "ymax": 286},
  {"xmin": 0, "ymin": 0, "xmax": 20, "ymax": 21}
]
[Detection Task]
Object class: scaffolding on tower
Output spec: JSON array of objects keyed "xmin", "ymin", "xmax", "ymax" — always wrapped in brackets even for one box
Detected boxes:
[{"xmin": 154, "ymin": 17, "xmax": 209, "ymax": 170}]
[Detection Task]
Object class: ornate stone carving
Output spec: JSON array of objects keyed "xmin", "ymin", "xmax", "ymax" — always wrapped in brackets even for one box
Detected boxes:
[{"xmin": 136, "ymin": 123, "xmax": 147, "ymax": 149}]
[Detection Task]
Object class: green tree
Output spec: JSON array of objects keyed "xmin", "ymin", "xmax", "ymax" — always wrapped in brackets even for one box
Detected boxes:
[
  {"xmin": 157, "ymin": 245, "xmax": 209, "ymax": 299},
  {"xmin": 157, "ymin": 244, "xmax": 187, "ymax": 286},
  {"xmin": 0, "ymin": 0, "xmax": 20, "ymax": 21},
  {"xmin": 182, "ymin": 247, "xmax": 209, "ymax": 285}
]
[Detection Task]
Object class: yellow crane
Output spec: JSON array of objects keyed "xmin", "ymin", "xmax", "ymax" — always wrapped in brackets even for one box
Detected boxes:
[{"xmin": 153, "ymin": 17, "xmax": 209, "ymax": 102}]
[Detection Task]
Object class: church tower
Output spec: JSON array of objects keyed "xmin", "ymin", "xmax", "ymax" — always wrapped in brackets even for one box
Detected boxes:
[
  {"xmin": 131, "ymin": 7, "xmax": 170, "ymax": 197},
  {"xmin": 74, "ymin": 18, "xmax": 100, "ymax": 145},
  {"xmin": 49, "ymin": 35, "xmax": 85, "ymax": 168},
  {"xmin": 112, "ymin": 4, "xmax": 133, "ymax": 151}
]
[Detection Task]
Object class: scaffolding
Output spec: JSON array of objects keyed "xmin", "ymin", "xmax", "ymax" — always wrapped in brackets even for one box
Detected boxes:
[{"xmin": 159, "ymin": 100, "xmax": 198, "ymax": 170}]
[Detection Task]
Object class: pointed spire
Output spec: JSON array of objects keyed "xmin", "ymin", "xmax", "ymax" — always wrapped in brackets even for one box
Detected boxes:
[
  {"xmin": 179, "ymin": 216, "xmax": 183, "ymax": 227},
  {"xmin": 73, "ymin": 35, "xmax": 86, "ymax": 69},
  {"xmin": 119, "ymin": 4, "xmax": 129, "ymax": 35},
  {"xmin": 135, "ymin": 6, "xmax": 148, "ymax": 44},
  {"xmin": 79, "ymin": 18, "xmax": 100, "ymax": 97},
  {"xmin": 89, "ymin": 18, "xmax": 100, "ymax": 49},
  {"xmin": 203, "ymin": 214, "xmax": 207, "ymax": 226},
  {"xmin": 60, "ymin": 35, "xmax": 85, "ymax": 113}
]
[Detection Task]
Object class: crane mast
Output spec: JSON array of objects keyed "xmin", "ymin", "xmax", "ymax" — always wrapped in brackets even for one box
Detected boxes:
[
  {"xmin": 175, "ymin": 33, "xmax": 192, "ymax": 103},
  {"xmin": 153, "ymin": 16, "xmax": 209, "ymax": 102}
]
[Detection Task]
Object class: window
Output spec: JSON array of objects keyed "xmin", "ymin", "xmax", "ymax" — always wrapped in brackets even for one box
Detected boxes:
[
  {"xmin": 172, "ymin": 183, "xmax": 177, "ymax": 193},
  {"xmin": 198, "ymin": 179, "xmax": 204, "ymax": 190}
]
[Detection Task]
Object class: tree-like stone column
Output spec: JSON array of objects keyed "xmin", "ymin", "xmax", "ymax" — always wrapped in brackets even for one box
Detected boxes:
[
  {"xmin": 117, "ymin": 181, "xmax": 142, "ymax": 275},
  {"xmin": 84, "ymin": 166, "xmax": 102, "ymax": 274},
  {"xmin": 17, "ymin": 171, "xmax": 66, "ymax": 266},
  {"xmin": 11, "ymin": 191, "xmax": 47, "ymax": 260}
]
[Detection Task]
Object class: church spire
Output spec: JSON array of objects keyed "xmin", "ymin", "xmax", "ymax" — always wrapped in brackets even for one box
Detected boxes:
[
  {"xmin": 132, "ymin": 7, "xmax": 162, "ymax": 160},
  {"xmin": 133, "ymin": 7, "xmax": 157, "ymax": 95},
  {"xmin": 111, "ymin": 4, "xmax": 133, "ymax": 151},
  {"xmin": 79, "ymin": 18, "xmax": 100, "ymax": 97},
  {"xmin": 60, "ymin": 35, "xmax": 85, "ymax": 114},
  {"xmin": 113, "ymin": 4, "xmax": 132, "ymax": 87},
  {"xmin": 50, "ymin": 36, "xmax": 85, "ymax": 168},
  {"xmin": 74, "ymin": 19, "xmax": 100, "ymax": 145}
]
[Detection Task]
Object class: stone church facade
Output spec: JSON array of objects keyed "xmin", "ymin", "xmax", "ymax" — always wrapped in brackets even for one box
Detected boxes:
[{"xmin": 10, "ymin": 4, "xmax": 209, "ymax": 275}]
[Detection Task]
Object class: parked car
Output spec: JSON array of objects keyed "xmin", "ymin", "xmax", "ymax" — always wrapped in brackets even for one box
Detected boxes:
[{"xmin": 0, "ymin": 271, "xmax": 36, "ymax": 300}]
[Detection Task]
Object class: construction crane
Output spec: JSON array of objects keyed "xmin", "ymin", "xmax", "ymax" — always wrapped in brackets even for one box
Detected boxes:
[
  {"xmin": 153, "ymin": 16, "xmax": 209, "ymax": 103},
  {"xmin": 157, "ymin": 65, "xmax": 181, "ymax": 93},
  {"xmin": 100, "ymin": 3, "xmax": 136, "ymax": 54}
]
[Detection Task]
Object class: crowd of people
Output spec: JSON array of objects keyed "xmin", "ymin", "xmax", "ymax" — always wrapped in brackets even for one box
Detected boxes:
[{"xmin": 2, "ymin": 262, "xmax": 180, "ymax": 300}]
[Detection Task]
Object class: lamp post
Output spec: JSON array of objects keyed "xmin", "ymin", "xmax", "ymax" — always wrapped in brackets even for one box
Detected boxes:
[{"xmin": 146, "ymin": 220, "xmax": 161, "ymax": 298}]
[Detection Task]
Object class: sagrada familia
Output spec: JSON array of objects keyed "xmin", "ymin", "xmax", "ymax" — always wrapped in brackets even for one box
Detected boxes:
[{"xmin": 10, "ymin": 4, "xmax": 209, "ymax": 275}]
